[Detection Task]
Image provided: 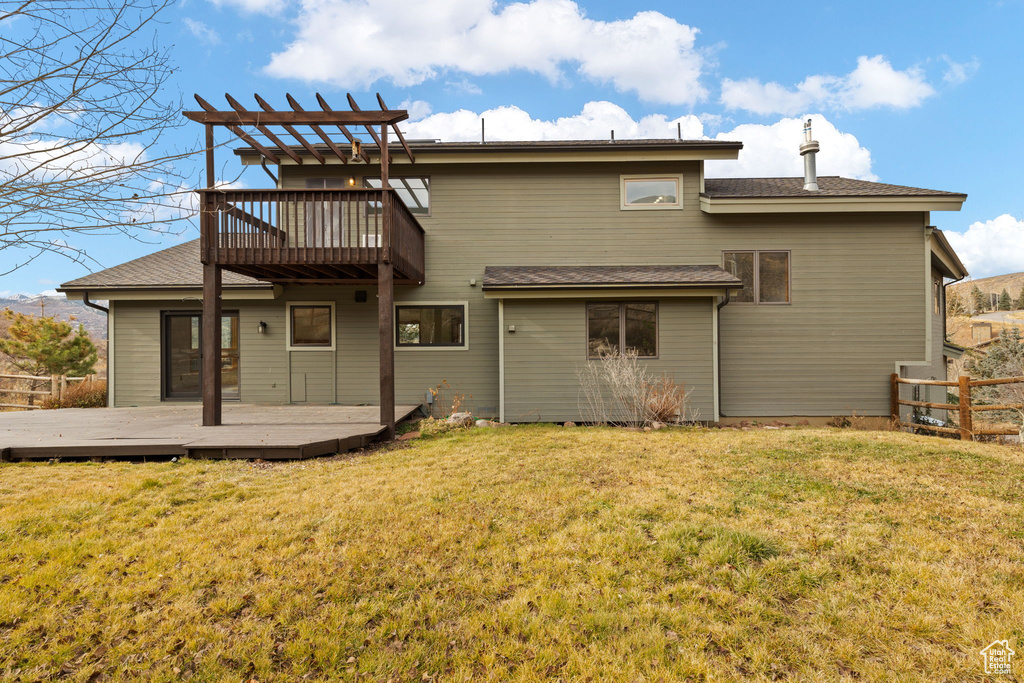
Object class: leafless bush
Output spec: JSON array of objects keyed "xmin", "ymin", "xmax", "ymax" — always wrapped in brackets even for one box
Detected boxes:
[
  {"xmin": 42, "ymin": 379, "xmax": 107, "ymax": 409},
  {"xmin": 577, "ymin": 350, "xmax": 696, "ymax": 427}
]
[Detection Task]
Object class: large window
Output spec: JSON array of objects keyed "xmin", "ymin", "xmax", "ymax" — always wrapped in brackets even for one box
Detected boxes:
[
  {"xmin": 620, "ymin": 175, "xmax": 682, "ymax": 210},
  {"xmin": 396, "ymin": 304, "xmax": 466, "ymax": 348},
  {"xmin": 364, "ymin": 177, "xmax": 430, "ymax": 215},
  {"xmin": 723, "ymin": 251, "xmax": 791, "ymax": 304},
  {"xmin": 587, "ymin": 302, "xmax": 658, "ymax": 358},
  {"xmin": 288, "ymin": 303, "xmax": 335, "ymax": 350}
]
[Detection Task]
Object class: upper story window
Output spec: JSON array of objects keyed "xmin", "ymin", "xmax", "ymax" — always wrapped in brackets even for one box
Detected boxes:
[
  {"xmin": 365, "ymin": 177, "xmax": 430, "ymax": 215},
  {"xmin": 723, "ymin": 251, "xmax": 791, "ymax": 304},
  {"xmin": 396, "ymin": 303, "xmax": 467, "ymax": 348},
  {"xmin": 620, "ymin": 175, "xmax": 682, "ymax": 210},
  {"xmin": 587, "ymin": 302, "xmax": 658, "ymax": 358}
]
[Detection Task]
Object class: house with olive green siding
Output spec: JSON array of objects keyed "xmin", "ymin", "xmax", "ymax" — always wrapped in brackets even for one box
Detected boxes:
[{"xmin": 59, "ymin": 110, "xmax": 968, "ymax": 428}]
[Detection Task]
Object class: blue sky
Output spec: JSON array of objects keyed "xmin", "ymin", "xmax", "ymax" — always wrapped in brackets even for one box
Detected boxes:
[{"xmin": 4, "ymin": 0, "xmax": 1024, "ymax": 294}]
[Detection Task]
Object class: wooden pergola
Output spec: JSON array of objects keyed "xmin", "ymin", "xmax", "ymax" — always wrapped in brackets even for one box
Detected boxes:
[{"xmin": 183, "ymin": 93, "xmax": 420, "ymax": 437}]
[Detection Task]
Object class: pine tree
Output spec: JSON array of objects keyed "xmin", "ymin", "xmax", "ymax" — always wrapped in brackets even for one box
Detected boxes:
[
  {"xmin": 0, "ymin": 309, "xmax": 97, "ymax": 376},
  {"xmin": 947, "ymin": 290, "xmax": 967, "ymax": 317},
  {"xmin": 999, "ymin": 289, "xmax": 1013, "ymax": 311},
  {"xmin": 1016, "ymin": 285, "xmax": 1024, "ymax": 311},
  {"xmin": 972, "ymin": 285, "xmax": 988, "ymax": 314}
]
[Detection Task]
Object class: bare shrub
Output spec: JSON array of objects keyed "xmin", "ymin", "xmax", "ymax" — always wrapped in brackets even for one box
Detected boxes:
[
  {"xmin": 42, "ymin": 380, "xmax": 107, "ymax": 409},
  {"xmin": 576, "ymin": 350, "xmax": 695, "ymax": 427}
]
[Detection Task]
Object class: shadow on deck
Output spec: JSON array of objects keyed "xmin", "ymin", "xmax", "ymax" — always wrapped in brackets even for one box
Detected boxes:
[{"xmin": 0, "ymin": 404, "xmax": 422, "ymax": 461}]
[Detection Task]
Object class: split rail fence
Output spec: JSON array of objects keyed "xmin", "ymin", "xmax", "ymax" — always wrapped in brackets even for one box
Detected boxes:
[
  {"xmin": 0, "ymin": 373, "xmax": 102, "ymax": 410},
  {"xmin": 890, "ymin": 373, "xmax": 1024, "ymax": 440}
]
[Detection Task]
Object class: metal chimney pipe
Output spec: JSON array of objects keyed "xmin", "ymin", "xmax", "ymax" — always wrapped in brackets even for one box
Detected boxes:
[{"xmin": 799, "ymin": 118, "xmax": 820, "ymax": 191}]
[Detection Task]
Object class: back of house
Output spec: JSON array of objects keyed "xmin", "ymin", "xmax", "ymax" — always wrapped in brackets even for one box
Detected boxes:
[{"xmin": 60, "ymin": 107, "xmax": 968, "ymax": 425}]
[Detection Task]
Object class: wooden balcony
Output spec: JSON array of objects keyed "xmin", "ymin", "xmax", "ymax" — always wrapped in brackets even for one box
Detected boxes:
[{"xmin": 199, "ymin": 188, "xmax": 425, "ymax": 284}]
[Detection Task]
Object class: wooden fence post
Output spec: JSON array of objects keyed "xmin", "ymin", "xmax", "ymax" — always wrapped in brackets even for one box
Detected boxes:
[
  {"xmin": 59, "ymin": 374, "xmax": 67, "ymax": 400},
  {"xmin": 890, "ymin": 373, "xmax": 900, "ymax": 423},
  {"xmin": 958, "ymin": 375, "xmax": 972, "ymax": 441},
  {"xmin": 51, "ymin": 374, "xmax": 59, "ymax": 401}
]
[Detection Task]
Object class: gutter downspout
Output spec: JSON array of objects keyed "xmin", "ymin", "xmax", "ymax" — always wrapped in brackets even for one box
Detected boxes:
[
  {"xmin": 716, "ymin": 290, "xmax": 731, "ymax": 418},
  {"xmin": 82, "ymin": 292, "xmax": 109, "ymax": 314},
  {"xmin": 942, "ymin": 273, "xmax": 967, "ymax": 349}
]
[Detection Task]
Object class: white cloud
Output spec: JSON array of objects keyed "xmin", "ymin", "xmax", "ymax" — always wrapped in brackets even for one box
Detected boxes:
[
  {"xmin": 183, "ymin": 18, "xmax": 220, "ymax": 45},
  {"xmin": 941, "ymin": 56, "xmax": 980, "ymax": 85},
  {"xmin": 402, "ymin": 100, "xmax": 703, "ymax": 141},
  {"xmin": 398, "ymin": 99, "xmax": 433, "ymax": 122},
  {"xmin": 707, "ymin": 115, "xmax": 876, "ymax": 180},
  {"xmin": 208, "ymin": 0, "xmax": 281, "ymax": 13},
  {"xmin": 721, "ymin": 55, "xmax": 935, "ymax": 115},
  {"xmin": 402, "ymin": 102, "xmax": 874, "ymax": 180},
  {"xmin": 445, "ymin": 79, "xmax": 483, "ymax": 96},
  {"xmin": 264, "ymin": 0, "xmax": 707, "ymax": 105},
  {"xmin": 944, "ymin": 215, "xmax": 1024, "ymax": 279}
]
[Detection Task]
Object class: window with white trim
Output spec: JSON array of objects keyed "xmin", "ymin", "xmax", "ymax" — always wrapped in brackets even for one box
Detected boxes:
[
  {"xmin": 620, "ymin": 175, "xmax": 682, "ymax": 210},
  {"xmin": 396, "ymin": 304, "xmax": 466, "ymax": 348},
  {"xmin": 287, "ymin": 302, "xmax": 335, "ymax": 350}
]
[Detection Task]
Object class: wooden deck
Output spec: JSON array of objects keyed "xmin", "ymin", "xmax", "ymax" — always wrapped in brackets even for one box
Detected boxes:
[{"xmin": 0, "ymin": 404, "xmax": 421, "ymax": 461}]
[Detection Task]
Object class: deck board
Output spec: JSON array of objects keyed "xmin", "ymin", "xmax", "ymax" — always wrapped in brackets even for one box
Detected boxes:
[{"xmin": 0, "ymin": 404, "xmax": 420, "ymax": 460}]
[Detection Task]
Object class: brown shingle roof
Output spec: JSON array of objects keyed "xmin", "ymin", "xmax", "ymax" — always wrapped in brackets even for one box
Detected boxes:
[
  {"xmin": 702, "ymin": 176, "xmax": 966, "ymax": 199},
  {"xmin": 59, "ymin": 239, "xmax": 268, "ymax": 290},
  {"xmin": 483, "ymin": 265, "xmax": 742, "ymax": 289}
]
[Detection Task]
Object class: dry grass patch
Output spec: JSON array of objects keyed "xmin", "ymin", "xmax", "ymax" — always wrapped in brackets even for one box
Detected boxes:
[{"xmin": 1, "ymin": 427, "xmax": 1023, "ymax": 681}]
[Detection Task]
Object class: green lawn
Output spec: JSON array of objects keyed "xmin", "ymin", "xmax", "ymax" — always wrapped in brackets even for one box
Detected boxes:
[{"xmin": 1, "ymin": 426, "xmax": 1022, "ymax": 681}]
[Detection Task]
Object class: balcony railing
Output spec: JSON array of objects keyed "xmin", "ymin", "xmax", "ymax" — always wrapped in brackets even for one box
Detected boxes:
[{"xmin": 198, "ymin": 188, "xmax": 425, "ymax": 284}]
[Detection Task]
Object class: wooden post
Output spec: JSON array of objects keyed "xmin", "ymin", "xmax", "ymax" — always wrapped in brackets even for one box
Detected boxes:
[
  {"xmin": 958, "ymin": 375, "xmax": 972, "ymax": 441},
  {"xmin": 377, "ymin": 122, "xmax": 396, "ymax": 439},
  {"xmin": 59, "ymin": 374, "xmax": 67, "ymax": 400},
  {"xmin": 890, "ymin": 373, "xmax": 899, "ymax": 423},
  {"xmin": 50, "ymin": 375, "xmax": 58, "ymax": 402},
  {"xmin": 202, "ymin": 263, "xmax": 222, "ymax": 426},
  {"xmin": 378, "ymin": 261, "xmax": 395, "ymax": 439}
]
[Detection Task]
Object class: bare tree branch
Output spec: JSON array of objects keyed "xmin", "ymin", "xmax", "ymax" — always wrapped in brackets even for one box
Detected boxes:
[{"xmin": 0, "ymin": 0, "xmax": 209, "ymax": 273}]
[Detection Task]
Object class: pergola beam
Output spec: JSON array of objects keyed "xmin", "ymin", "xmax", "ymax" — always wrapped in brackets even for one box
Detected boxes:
[
  {"xmin": 376, "ymin": 93, "xmax": 415, "ymax": 164},
  {"xmin": 183, "ymin": 109, "xmax": 408, "ymax": 126},
  {"xmin": 253, "ymin": 93, "xmax": 326, "ymax": 165},
  {"xmin": 316, "ymin": 93, "xmax": 372, "ymax": 164},
  {"xmin": 224, "ymin": 93, "xmax": 304, "ymax": 165},
  {"xmin": 285, "ymin": 94, "xmax": 349, "ymax": 164}
]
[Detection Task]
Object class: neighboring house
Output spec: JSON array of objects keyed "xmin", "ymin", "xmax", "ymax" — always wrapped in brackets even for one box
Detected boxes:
[{"xmin": 58, "ymin": 100, "xmax": 969, "ymax": 432}]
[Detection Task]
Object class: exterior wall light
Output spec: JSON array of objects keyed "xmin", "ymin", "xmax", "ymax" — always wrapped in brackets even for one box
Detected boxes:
[{"xmin": 257, "ymin": 321, "xmax": 267, "ymax": 335}]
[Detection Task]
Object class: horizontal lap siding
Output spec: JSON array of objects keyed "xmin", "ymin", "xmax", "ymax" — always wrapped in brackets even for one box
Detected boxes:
[
  {"xmin": 111, "ymin": 162, "xmax": 929, "ymax": 418},
  {"xmin": 503, "ymin": 298, "xmax": 715, "ymax": 423},
  {"xmin": 112, "ymin": 301, "xmax": 162, "ymax": 406}
]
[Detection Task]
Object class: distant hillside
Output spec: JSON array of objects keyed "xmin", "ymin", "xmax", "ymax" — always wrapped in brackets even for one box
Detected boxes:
[
  {"xmin": 0, "ymin": 295, "xmax": 108, "ymax": 340},
  {"xmin": 949, "ymin": 272, "xmax": 1024, "ymax": 308}
]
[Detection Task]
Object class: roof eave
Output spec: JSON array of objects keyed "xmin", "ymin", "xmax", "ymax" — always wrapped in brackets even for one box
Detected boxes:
[{"xmin": 699, "ymin": 194, "xmax": 967, "ymax": 214}]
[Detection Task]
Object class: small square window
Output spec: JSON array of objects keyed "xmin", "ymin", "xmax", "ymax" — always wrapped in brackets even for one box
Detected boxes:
[
  {"xmin": 620, "ymin": 176, "xmax": 682, "ymax": 210},
  {"xmin": 288, "ymin": 303, "xmax": 334, "ymax": 350}
]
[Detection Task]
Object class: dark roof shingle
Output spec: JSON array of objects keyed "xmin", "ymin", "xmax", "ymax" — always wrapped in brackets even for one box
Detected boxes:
[
  {"xmin": 702, "ymin": 176, "xmax": 966, "ymax": 199},
  {"xmin": 483, "ymin": 265, "xmax": 742, "ymax": 289},
  {"xmin": 60, "ymin": 239, "xmax": 267, "ymax": 290}
]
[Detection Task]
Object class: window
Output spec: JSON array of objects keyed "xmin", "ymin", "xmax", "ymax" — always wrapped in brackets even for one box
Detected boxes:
[
  {"xmin": 620, "ymin": 175, "xmax": 682, "ymax": 210},
  {"xmin": 364, "ymin": 177, "xmax": 430, "ymax": 215},
  {"xmin": 396, "ymin": 304, "xmax": 466, "ymax": 348},
  {"xmin": 723, "ymin": 251, "xmax": 791, "ymax": 304},
  {"xmin": 587, "ymin": 302, "xmax": 658, "ymax": 358},
  {"xmin": 288, "ymin": 303, "xmax": 335, "ymax": 350}
]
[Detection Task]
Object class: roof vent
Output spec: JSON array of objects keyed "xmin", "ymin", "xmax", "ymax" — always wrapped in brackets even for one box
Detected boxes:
[{"xmin": 799, "ymin": 118, "xmax": 820, "ymax": 191}]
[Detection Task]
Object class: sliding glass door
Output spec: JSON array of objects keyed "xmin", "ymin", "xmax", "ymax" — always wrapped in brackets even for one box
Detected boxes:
[{"xmin": 163, "ymin": 312, "xmax": 239, "ymax": 400}]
